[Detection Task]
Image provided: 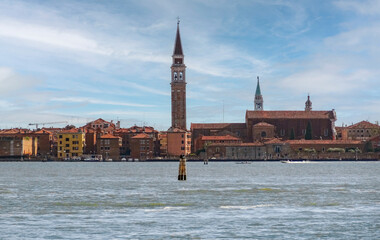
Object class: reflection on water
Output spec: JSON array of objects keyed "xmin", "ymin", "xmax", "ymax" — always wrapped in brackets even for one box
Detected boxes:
[{"xmin": 0, "ymin": 162, "xmax": 379, "ymax": 239}]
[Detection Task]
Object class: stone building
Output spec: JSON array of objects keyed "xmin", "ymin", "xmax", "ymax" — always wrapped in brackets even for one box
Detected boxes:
[
  {"xmin": 0, "ymin": 136, "xmax": 37, "ymax": 158},
  {"xmin": 194, "ymin": 135, "xmax": 242, "ymax": 153},
  {"xmin": 167, "ymin": 127, "xmax": 191, "ymax": 157},
  {"xmin": 114, "ymin": 126, "xmax": 159, "ymax": 157},
  {"xmin": 97, "ymin": 133, "xmax": 121, "ymax": 161},
  {"xmin": 342, "ymin": 121, "xmax": 380, "ymax": 141},
  {"xmin": 130, "ymin": 133, "xmax": 154, "ymax": 160},
  {"xmin": 191, "ymin": 80, "xmax": 337, "ymax": 151}
]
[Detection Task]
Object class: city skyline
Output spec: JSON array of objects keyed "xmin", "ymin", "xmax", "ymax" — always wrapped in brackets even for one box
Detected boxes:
[{"xmin": 0, "ymin": 0, "xmax": 379, "ymax": 130}]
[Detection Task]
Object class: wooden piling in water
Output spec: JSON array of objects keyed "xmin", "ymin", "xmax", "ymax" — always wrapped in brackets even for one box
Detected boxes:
[{"xmin": 178, "ymin": 155, "xmax": 187, "ymax": 181}]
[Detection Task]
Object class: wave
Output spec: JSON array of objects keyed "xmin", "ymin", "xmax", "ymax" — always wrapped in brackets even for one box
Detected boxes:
[{"xmin": 220, "ymin": 204, "xmax": 273, "ymax": 209}]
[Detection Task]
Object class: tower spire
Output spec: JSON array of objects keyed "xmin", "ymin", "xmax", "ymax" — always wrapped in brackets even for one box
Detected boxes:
[
  {"xmin": 171, "ymin": 20, "xmax": 187, "ymax": 130},
  {"xmin": 173, "ymin": 18, "xmax": 183, "ymax": 56},
  {"xmin": 305, "ymin": 94, "xmax": 312, "ymax": 111},
  {"xmin": 254, "ymin": 76, "xmax": 263, "ymax": 111}
]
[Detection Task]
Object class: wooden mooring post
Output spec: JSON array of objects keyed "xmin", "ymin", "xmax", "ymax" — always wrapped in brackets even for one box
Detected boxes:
[{"xmin": 178, "ymin": 155, "xmax": 187, "ymax": 181}]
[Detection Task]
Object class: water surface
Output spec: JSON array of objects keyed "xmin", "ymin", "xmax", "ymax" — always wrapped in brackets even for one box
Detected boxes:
[{"xmin": 0, "ymin": 162, "xmax": 379, "ymax": 239}]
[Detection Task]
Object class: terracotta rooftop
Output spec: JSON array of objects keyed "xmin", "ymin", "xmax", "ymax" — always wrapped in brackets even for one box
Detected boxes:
[
  {"xmin": 253, "ymin": 122, "xmax": 275, "ymax": 127},
  {"xmin": 34, "ymin": 129, "xmax": 52, "ymax": 134},
  {"xmin": 201, "ymin": 135, "xmax": 241, "ymax": 141},
  {"xmin": 347, "ymin": 121, "xmax": 380, "ymax": 129},
  {"xmin": 264, "ymin": 138, "xmax": 284, "ymax": 144},
  {"xmin": 167, "ymin": 127, "xmax": 187, "ymax": 133},
  {"xmin": 100, "ymin": 133, "xmax": 120, "ymax": 139},
  {"xmin": 132, "ymin": 133, "xmax": 151, "ymax": 139},
  {"xmin": 59, "ymin": 128, "xmax": 82, "ymax": 134},
  {"xmin": 285, "ymin": 140, "xmax": 363, "ymax": 145},
  {"xmin": 246, "ymin": 110, "xmax": 335, "ymax": 120},
  {"xmin": 208, "ymin": 142, "xmax": 264, "ymax": 147},
  {"xmin": 191, "ymin": 123, "xmax": 246, "ymax": 130}
]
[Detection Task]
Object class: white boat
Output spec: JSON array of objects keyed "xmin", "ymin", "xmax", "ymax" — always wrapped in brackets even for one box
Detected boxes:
[
  {"xmin": 236, "ymin": 161, "xmax": 251, "ymax": 164},
  {"xmin": 281, "ymin": 160, "xmax": 310, "ymax": 164}
]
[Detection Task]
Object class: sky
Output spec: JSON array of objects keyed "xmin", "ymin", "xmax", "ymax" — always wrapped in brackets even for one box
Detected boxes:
[{"xmin": 0, "ymin": 0, "xmax": 379, "ymax": 130}]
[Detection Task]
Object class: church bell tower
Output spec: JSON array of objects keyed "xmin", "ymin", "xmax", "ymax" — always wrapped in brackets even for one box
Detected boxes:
[
  {"xmin": 254, "ymin": 76, "xmax": 263, "ymax": 111},
  {"xmin": 171, "ymin": 19, "xmax": 187, "ymax": 130}
]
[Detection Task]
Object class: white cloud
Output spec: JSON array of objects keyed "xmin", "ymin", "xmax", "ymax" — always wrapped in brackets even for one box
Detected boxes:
[
  {"xmin": 0, "ymin": 67, "xmax": 43, "ymax": 95},
  {"xmin": 51, "ymin": 97, "xmax": 155, "ymax": 108},
  {"xmin": 334, "ymin": 0, "xmax": 380, "ymax": 15},
  {"xmin": 0, "ymin": 19, "xmax": 110, "ymax": 55}
]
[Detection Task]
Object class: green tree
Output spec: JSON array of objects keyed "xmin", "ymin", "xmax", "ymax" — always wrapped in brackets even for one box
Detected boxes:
[
  {"xmin": 290, "ymin": 128, "xmax": 295, "ymax": 140},
  {"xmin": 305, "ymin": 121, "xmax": 313, "ymax": 140},
  {"xmin": 365, "ymin": 141, "xmax": 373, "ymax": 152}
]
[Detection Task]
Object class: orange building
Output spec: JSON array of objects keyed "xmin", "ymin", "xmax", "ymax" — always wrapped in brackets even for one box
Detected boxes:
[
  {"xmin": 130, "ymin": 133, "xmax": 154, "ymax": 160},
  {"xmin": 167, "ymin": 128, "xmax": 191, "ymax": 157}
]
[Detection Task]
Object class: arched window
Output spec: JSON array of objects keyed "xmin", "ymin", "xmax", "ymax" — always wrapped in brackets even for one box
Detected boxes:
[
  {"xmin": 174, "ymin": 72, "xmax": 178, "ymax": 80},
  {"xmin": 179, "ymin": 72, "xmax": 183, "ymax": 80},
  {"xmin": 261, "ymin": 131, "xmax": 267, "ymax": 137}
]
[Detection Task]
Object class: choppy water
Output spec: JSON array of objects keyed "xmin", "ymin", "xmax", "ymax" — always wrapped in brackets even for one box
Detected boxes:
[{"xmin": 0, "ymin": 162, "xmax": 379, "ymax": 239}]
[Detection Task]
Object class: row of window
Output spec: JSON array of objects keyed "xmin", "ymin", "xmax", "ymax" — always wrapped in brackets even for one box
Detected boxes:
[
  {"xmin": 59, "ymin": 146, "xmax": 80, "ymax": 151},
  {"xmin": 59, "ymin": 135, "xmax": 80, "ymax": 139}
]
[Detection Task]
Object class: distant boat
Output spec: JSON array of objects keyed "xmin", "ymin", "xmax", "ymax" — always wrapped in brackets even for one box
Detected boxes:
[
  {"xmin": 281, "ymin": 160, "xmax": 310, "ymax": 164},
  {"xmin": 236, "ymin": 161, "xmax": 251, "ymax": 164}
]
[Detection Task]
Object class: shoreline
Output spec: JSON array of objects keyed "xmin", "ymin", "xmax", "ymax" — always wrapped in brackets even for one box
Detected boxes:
[{"xmin": 0, "ymin": 159, "xmax": 378, "ymax": 162}]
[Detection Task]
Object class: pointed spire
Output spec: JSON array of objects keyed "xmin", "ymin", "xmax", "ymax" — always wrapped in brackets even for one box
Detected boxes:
[
  {"xmin": 305, "ymin": 94, "xmax": 312, "ymax": 111},
  {"xmin": 173, "ymin": 18, "xmax": 183, "ymax": 55},
  {"xmin": 255, "ymin": 76, "xmax": 261, "ymax": 96}
]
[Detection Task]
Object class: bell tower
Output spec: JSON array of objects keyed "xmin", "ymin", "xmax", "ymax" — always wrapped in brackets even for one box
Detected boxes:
[
  {"xmin": 305, "ymin": 94, "xmax": 312, "ymax": 111},
  {"xmin": 254, "ymin": 76, "xmax": 263, "ymax": 111},
  {"xmin": 171, "ymin": 19, "xmax": 187, "ymax": 130}
]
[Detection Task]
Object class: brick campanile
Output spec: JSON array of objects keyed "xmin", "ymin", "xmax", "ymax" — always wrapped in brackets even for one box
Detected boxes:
[{"xmin": 171, "ymin": 20, "xmax": 187, "ymax": 130}]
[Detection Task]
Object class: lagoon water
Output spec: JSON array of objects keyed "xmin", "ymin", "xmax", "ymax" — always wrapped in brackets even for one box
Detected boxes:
[{"xmin": 0, "ymin": 162, "xmax": 379, "ymax": 239}]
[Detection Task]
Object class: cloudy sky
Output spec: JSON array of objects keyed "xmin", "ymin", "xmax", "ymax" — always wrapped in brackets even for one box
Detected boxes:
[{"xmin": 0, "ymin": 0, "xmax": 379, "ymax": 130}]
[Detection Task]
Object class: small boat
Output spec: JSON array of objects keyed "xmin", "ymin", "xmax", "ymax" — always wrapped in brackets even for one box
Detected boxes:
[
  {"xmin": 281, "ymin": 160, "xmax": 310, "ymax": 164},
  {"xmin": 236, "ymin": 161, "xmax": 251, "ymax": 164}
]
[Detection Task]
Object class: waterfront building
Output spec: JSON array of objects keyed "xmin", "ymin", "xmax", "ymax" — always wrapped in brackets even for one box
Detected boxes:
[
  {"xmin": 191, "ymin": 82, "xmax": 337, "ymax": 153},
  {"xmin": 97, "ymin": 133, "xmax": 122, "ymax": 161},
  {"xmin": 56, "ymin": 129, "xmax": 85, "ymax": 159},
  {"xmin": 341, "ymin": 121, "xmax": 380, "ymax": 141},
  {"xmin": 130, "ymin": 133, "xmax": 154, "ymax": 160},
  {"xmin": 114, "ymin": 125, "xmax": 159, "ymax": 157},
  {"xmin": 167, "ymin": 127, "xmax": 191, "ymax": 157},
  {"xmin": 0, "ymin": 135, "xmax": 37, "ymax": 158},
  {"xmin": 194, "ymin": 135, "xmax": 242, "ymax": 153}
]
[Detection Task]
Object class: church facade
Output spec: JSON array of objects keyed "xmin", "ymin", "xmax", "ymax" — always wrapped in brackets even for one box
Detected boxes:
[{"xmin": 191, "ymin": 77, "xmax": 337, "ymax": 153}]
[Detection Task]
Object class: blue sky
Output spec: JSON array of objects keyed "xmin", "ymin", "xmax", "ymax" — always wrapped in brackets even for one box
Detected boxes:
[{"xmin": 0, "ymin": 0, "xmax": 379, "ymax": 130}]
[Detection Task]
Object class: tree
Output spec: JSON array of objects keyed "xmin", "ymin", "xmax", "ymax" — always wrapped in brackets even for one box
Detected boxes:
[
  {"xmin": 365, "ymin": 141, "xmax": 373, "ymax": 152},
  {"xmin": 305, "ymin": 121, "xmax": 312, "ymax": 140},
  {"xmin": 290, "ymin": 128, "xmax": 295, "ymax": 140}
]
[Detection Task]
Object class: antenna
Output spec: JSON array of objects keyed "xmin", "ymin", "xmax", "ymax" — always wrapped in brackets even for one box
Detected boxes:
[{"xmin": 222, "ymin": 100, "xmax": 225, "ymax": 123}]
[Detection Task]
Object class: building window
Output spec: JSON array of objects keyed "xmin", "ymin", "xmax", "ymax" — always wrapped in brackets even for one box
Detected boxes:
[
  {"xmin": 59, "ymin": 147, "xmax": 62, "ymax": 150},
  {"xmin": 66, "ymin": 138, "xmax": 69, "ymax": 141},
  {"xmin": 59, "ymin": 135, "xmax": 62, "ymax": 139},
  {"xmin": 261, "ymin": 131, "xmax": 267, "ymax": 137},
  {"xmin": 181, "ymin": 147, "xmax": 185, "ymax": 150},
  {"xmin": 216, "ymin": 147, "xmax": 220, "ymax": 153},
  {"xmin": 280, "ymin": 129, "xmax": 285, "ymax": 136},
  {"xmin": 66, "ymin": 144, "xmax": 69, "ymax": 147},
  {"xmin": 324, "ymin": 129, "xmax": 329, "ymax": 136},
  {"xmin": 302, "ymin": 129, "xmax": 306, "ymax": 135}
]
